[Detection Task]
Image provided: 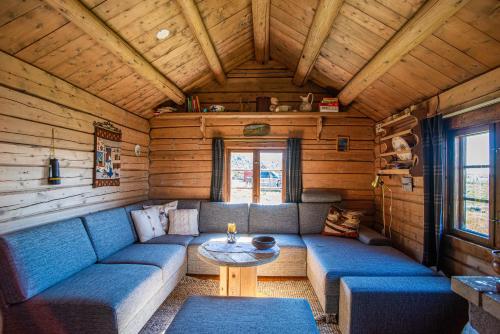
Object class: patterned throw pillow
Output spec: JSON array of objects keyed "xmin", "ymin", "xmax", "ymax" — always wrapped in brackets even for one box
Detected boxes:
[
  {"xmin": 322, "ymin": 206, "xmax": 362, "ymax": 238},
  {"xmin": 131, "ymin": 207, "xmax": 166, "ymax": 242},
  {"xmin": 168, "ymin": 209, "xmax": 199, "ymax": 236},
  {"xmin": 143, "ymin": 200, "xmax": 178, "ymax": 231}
]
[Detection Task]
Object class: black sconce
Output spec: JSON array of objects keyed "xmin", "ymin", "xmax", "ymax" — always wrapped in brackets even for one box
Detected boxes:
[{"xmin": 48, "ymin": 129, "xmax": 61, "ymax": 185}]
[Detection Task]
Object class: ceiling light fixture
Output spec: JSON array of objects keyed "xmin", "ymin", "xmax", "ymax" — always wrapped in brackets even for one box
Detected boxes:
[{"xmin": 156, "ymin": 29, "xmax": 171, "ymax": 40}]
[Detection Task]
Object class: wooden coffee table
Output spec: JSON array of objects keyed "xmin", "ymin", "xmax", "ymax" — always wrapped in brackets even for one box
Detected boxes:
[{"xmin": 198, "ymin": 238, "xmax": 280, "ymax": 297}]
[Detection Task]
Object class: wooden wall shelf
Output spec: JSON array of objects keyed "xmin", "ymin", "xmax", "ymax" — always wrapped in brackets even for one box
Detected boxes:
[
  {"xmin": 153, "ymin": 112, "xmax": 345, "ymax": 119},
  {"xmin": 377, "ymin": 169, "xmax": 411, "ymax": 175}
]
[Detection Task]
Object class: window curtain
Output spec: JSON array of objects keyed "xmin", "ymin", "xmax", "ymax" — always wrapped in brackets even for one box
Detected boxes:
[
  {"xmin": 210, "ymin": 138, "xmax": 224, "ymax": 202},
  {"xmin": 285, "ymin": 138, "xmax": 302, "ymax": 203},
  {"xmin": 421, "ymin": 115, "xmax": 446, "ymax": 268}
]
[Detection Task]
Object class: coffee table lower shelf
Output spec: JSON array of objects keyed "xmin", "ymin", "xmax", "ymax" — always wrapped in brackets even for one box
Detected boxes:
[{"xmin": 219, "ymin": 266, "xmax": 257, "ymax": 297}]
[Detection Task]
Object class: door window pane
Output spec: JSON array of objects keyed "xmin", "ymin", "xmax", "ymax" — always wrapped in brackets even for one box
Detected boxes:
[
  {"xmin": 230, "ymin": 152, "xmax": 253, "ymax": 203},
  {"xmin": 465, "ymin": 132, "xmax": 489, "ymax": 165},
  {"xmin": 260, "ymin": 152, "xmax": 283, "ymax": 204}
]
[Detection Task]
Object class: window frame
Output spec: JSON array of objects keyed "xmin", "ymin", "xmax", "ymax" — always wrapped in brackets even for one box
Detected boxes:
[
  {"xmin": 447, "ymin": 124, "xmax": 497, "ymax": 247},
  {"xmin": 225, "ymin": 147, "xmax": 286, "ymax": 204}
]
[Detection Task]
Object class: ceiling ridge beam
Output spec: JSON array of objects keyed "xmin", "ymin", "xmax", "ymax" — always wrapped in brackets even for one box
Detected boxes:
[
  {"xmin": 292, "ymin": 0, "xmax": 343, "ymax": 87},
  {"xmin": 252, "ymin": 0, "xmax": 270, "ymax": 64},
  {"xmin": 44, "ymin": 0, "xmax": 185, "ymax": 105},
  {"xmin": 178, "ymin": 0, "xmax": 226, "ymax": 85},
  {"xmin": 338, "ymin": 0, "xmax": 472, "ymax": 106}
]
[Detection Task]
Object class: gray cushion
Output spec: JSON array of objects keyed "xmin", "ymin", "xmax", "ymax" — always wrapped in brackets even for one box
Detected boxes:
[
  {"xmin": 249, "ymin": 204, "xmax": 298, "ymax": 234},
  {"xmin": 301, "ymin": 189, "xmax": 342, "ymax": 203},
  {"xmin": 167, "ymin": 296, "xmax": 319, "ymax": 334},
  {"xmin": 298, "ymin": 203, "xmax": 332, "ymax": 234},
  {"xmin": 357, "ymin": 225, "xmax": 391, "ymax": 246},
  {"xmin": 100, "ymin": 244, "xmax": 186, "ymax": 281},
  {"xmin": 10, "ymin": 264, "xmax": 162, "ymax": 334},
  {"xmin": 339, "ymin": 276, "xmax": 468, "ymax": 334},
  {"xmin": 0, "ymin": 218, "xmax": 96, "ymax": 304},
  {"xmin": 199, "ymin": 202, "xmax": 249, "ymax": 233},
  {"xmin": 82, "ymin": 208, "xmax": 136, "ymax": 261},
  {"xmin": 146, "ymin": 234, "xmax": 194, "ymax": 247},
  {"xmin": 302, "ymin": 234, "xmax": 435, "ymax": 298}
]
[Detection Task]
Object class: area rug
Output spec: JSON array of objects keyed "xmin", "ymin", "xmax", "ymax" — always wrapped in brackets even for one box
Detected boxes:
[{"xmin": 141, "ymin": 276, "xmax": 340, "ymax": 334}]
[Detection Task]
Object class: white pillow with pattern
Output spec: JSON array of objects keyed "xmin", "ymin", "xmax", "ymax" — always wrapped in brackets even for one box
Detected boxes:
[
  {"xmin": 143, "ymin": 200, "xmax": 178, "ymax": 231},
  {"xmin": 131, "ymin": 207, "xmax": 166, "ymax": 242}
]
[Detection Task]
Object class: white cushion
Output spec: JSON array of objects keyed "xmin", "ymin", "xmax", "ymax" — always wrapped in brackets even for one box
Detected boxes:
[
  {"xmin": 131, "ymin": 207, "xmax": 166, "ymax": 242},
  {"xmin": 168, "ymin": 209, "xmax": 199, "ymax": 236},
  {"xmin": 143, "ymin": 200, "xmax": 178, "ymax": 231}
]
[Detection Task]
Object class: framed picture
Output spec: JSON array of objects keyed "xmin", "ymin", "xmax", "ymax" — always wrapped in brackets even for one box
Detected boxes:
[
  {"xmin": 337, "ymin": 136, "xmax": 350, "ymax": 152},
  {"xmin": 93, "ymin": 121, "xmax": 121, "ymax": 187}
]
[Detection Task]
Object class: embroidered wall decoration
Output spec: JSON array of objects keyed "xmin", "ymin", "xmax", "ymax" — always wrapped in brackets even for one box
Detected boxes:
[{"xmin": 93, "ymin": 121, "xmax": 121, "ymax": 187}]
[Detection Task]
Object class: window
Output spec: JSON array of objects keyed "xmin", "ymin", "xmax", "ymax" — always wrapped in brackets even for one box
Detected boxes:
[
  {"xmin": 449, "ymin": 125, "xmax": 497, "ymax": 245},
  {"xmin": 227, "ymin": 150, "xmax": 285, "ymax": 204}
]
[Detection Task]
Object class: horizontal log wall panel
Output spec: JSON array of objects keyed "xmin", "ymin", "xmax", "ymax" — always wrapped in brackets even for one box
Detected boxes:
[
  {"xmin": 0, "ymin": 77, "xmax": 149, "ymax": 233},
  {"xmin": 149, "ymin": 109, "xmax": 375, "ymax": 222}
]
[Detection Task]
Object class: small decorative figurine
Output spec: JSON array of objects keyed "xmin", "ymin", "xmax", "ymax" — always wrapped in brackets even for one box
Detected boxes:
[{"xmin": 299, "ymin": 93, "xmax": 314, "ymax": 112}]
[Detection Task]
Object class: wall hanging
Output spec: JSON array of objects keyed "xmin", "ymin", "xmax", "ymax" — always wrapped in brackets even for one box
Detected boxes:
[
  {"xmin": 243, "ymin": 124, "xmax": 270, "ymax": 136},
  {"xmin": 93, "ymin": 121, "xmax": 121, "ymax": 187}
]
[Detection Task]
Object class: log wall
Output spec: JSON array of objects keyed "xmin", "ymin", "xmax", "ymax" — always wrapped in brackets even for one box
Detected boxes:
[{"xmin": 0, "ymin": 52, "xmax": 150, "ymax": 234}]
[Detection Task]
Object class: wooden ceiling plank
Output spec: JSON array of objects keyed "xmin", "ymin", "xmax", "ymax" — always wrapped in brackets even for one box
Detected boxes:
[
  {"xmin": 292, "ymin": 0, "xmax": 343, "ymax": 86},
  {"xmin": 252, "ymin": 0, "xmax": 270, "ymax": 64},
  {"xmin": 338, "ymin": 0, "xmax": 472, "ymax": 106},
  {"xmin": 44, "ymin": 0, "xmax": 185, "ymax": 104},
  {"xmin": 178, "ymin": 0, "xmax": 226, "ymax": 85}
]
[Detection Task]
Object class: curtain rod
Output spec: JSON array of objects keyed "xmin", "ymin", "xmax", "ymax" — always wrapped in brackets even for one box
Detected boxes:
[{"xmin": 442, "ymin": 97, "xmax": 500, "ymax": 119}]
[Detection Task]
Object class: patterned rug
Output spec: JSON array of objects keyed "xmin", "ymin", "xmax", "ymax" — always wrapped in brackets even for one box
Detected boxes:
[{"xmin": 141, "ymin": 276, "xmax": 341, "ymax": 334}]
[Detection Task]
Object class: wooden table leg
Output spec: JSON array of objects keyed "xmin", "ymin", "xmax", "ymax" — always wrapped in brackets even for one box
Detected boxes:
[
  {"xmin": 220, "ymin": 266, "xmax": 258, "ymax": 297},
  {"xmin": 240, "ymin": 266, "xmax": 257, "ymax": 297},
  {"xmin": 219, "ymin": 266, "xmax": 228, "ymax": 296}
]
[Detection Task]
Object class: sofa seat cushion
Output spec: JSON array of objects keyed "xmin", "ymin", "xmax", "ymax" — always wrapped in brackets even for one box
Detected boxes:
[
  {"xmin": 249, "ymin": 203, "xmax": 298, "ymax": 234},
  {"xmin": 82, "ymin": 208, "xmax": 136, "ymax": 260},
  {"xmin": 187, "ymin": 233, "xmax": 306, "ymax": 276},
  {"xmin": 302, "ymin": 235, "xmax": 435, "ymax": 297},
  {"xmin": 199, "ymin": 202, "xmax": 249, "ymax": 233},
  {"xmin": 167, "ymin": 296, "xmax": 319, "ymax": 334},
  {"xmin": 12, "ymin": 263, "xmax": 162, "ymax": 334},
  {"xmin": 100, "ymin": 244, "xmax": 186, "ymax": 281},
  {"xmin": 145, "ymin": 234, "xmax": 194, "ymax": 247},
  {"xmin": 0, "ymin": 218, "xmax": 96, "ymax": 304},
  {"xmin": 339, "ymin": 277, "xmax": 468, "ymax": 334}
]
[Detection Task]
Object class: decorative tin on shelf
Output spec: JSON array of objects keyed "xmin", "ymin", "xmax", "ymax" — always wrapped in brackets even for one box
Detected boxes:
[
  {"xmin": 243, "ymin": 123, "xmax": 270, "ymax": 136},
  {"xmin": 93, "ymin": 121, "xmax": 121, "ymax": 187}
]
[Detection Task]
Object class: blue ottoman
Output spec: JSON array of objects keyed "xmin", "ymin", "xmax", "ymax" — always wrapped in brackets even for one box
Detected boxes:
[
  {"xmin": 339, "ymin": 276, "xmax": 468, "ymax": 334},
  {"xmin": 166, "ymin": 296, "xmax": 319, "ymax": 333}
]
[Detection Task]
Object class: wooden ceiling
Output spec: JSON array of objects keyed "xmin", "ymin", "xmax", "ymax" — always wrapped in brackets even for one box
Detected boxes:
[{"xmin": 0, "ymin": 0, "xmax": 498, "ymax": 120}]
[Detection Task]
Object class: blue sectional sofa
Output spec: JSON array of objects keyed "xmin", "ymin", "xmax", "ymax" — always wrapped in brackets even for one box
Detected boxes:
[{"xmin": 0, "ymin": 198, "xmax": 461, "ymax": 333}]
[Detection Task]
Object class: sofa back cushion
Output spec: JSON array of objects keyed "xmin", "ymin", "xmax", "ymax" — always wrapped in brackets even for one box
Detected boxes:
[
  {"xmin": 199, "ymin": 202, "xmax": 249, "ymax": 233},
  {"xmin": 151, "ymin": 199, "xmax": 202, "ymax": 212},
  {"xmin": 299, "ymin": 203, "xmax": 333, "ymax": 234},
  {"xmin": 249, "ymin": 204, "xmax": 298, "ymax": 234},
  {"xmin": 82, "ymin": 208, "xmax": 136, "ymax": 260},
  {"xmin": 0, "ymin": 218, "xmax": 96, "ymax": 304}
]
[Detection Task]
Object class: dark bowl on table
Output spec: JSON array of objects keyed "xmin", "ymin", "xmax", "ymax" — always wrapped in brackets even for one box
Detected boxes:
[{"xmin": 252, "ymin": 236, "xmax": 276, "ymax": 250}]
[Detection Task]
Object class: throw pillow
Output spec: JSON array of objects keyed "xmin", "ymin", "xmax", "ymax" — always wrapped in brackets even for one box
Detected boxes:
[
  {"xmin": 322, "ymin": 206, "xmax": 362, "ymax": 238},
  {"xmin": 143, "ymin": 201, "xmax": 178, "ymax": 231},
  {"xmin": 168, "ymin": 209, "xmax": 199, "ymax": 236},
  {"xmin": 131, "ymin": 207, "xmax": 166, "ymax": 242}
]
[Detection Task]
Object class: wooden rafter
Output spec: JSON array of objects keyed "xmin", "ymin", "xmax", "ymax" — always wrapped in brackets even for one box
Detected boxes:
[
  {"xmin": 252, "ymin": 0, "xmax": 270, "ymax": 64},
  {"xmin": 338, "ymin": 0, "xmax": 472, "ymax": 106},
  {"xmin": 44, "ymin": 0, "xmax": 185, "ymax": 105},
  {"xmin": 292, "ymin": 0, "xmax": 343, "ymax": 86},
  {"xmin": 178, "ymin": 0, "xmax": 226, "ymax": 85}
]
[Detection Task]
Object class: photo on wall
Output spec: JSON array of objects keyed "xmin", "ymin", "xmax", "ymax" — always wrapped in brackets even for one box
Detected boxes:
[{"xmin": 93, "ymin": 121, "xmax": 121, "ymax": 187}]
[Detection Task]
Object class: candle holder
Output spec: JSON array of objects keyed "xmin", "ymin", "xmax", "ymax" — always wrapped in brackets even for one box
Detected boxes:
[{"xmin": 227, "ymin": 231, "xmax": 237, "ymax": 244}]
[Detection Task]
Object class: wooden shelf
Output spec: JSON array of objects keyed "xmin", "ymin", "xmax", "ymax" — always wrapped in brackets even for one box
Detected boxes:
[
  {"xmin": 153, "ymin": 112, "xmax": 345, "ymax": 119},
  {"xmin": 377, "ymin": 169, "xmax": 411, "ymax": 175},
  {"xmin": 378, "ymin": 113, "xmax": 417, "ymax": 128},
  {"xmin": 380, "ymin": 129, "xmax": 414, "ymax": 141},
  {"xmin": 379, "ymin": 149, "xmax": 412, "ymax": 157}
]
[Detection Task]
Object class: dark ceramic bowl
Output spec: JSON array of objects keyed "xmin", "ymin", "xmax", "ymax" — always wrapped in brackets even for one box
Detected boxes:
[{"xmin": 252, "ymin": 236, "xmax": 276, "ymax": 250}]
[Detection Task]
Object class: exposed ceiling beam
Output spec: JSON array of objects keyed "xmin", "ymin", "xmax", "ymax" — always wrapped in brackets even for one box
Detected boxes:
[
  {"xmin": 44, "ymin": 0, "xmax": 185, "ymax": 105},
  {"xmin": 292, "ymin": 0, "xmax": 343, "ymax": 86},
  {"xmin": 338, "ymin": 0, "xmax": 471, "ymax": 106},
  {"xmin": 252, "ymin": 0, "xmax": 270, "ymax": 64},
  {"xmin": 178, "ymin": 0, "xmax": 226, "ymax": 85}
]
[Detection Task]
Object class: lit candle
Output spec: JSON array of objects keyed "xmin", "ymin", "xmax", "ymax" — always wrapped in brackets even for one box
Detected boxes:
[{"xmin": 227, "ymin": 223, "xmax": 236, "ymax": 233}]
